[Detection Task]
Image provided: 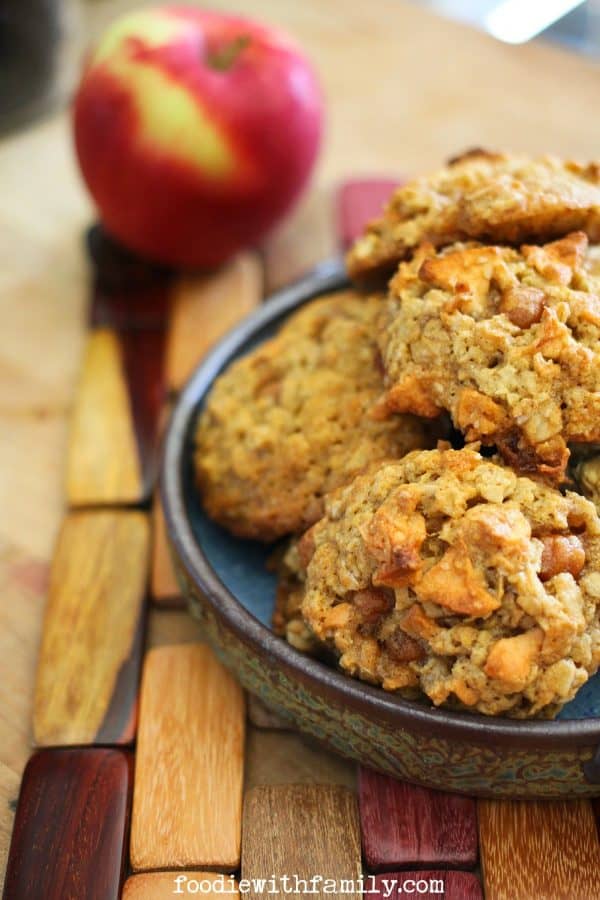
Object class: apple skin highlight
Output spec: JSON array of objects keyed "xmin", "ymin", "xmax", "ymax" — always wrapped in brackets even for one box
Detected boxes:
[{"xmin": 74, "ymin": 7, "xmax": 323, "ymax": 267}]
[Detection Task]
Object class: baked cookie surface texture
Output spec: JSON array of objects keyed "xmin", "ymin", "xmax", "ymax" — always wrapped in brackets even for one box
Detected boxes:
[
  {"xmin": 296, "ymin": 446, "xmax": 600, "ymax": 718},
  {"xmin": 347, "ymin": 151, "xmax": 600, "ymax": 281},
  {"xmin": 194, "ymin": 290, "xmax": 428, "ymax": 541},
  {"xmin": 379, "ymin": 232, "xmax": 600, "ymax": 480}
]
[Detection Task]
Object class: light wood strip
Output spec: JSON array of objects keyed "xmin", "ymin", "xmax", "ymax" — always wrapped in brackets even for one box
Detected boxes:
[
  {"xmin": 33, "ymin": 510, "xmax": 149, "ymax": 746},
  {"xmin": 131, "ymin": 643, "xmax": 245, "ymax": 871},
  {"xmin": 151, "ymin": 494, "xmax": 184, "ymax": 607},
  {"xmin": 245, "ymin": 731, "xmax": 356, "ymax": 792},
  {"xmin": 66, "ymin": 328, "xmax": 143, "ymax": 505},
  {"xmin": 166, "ymin": 253, "xmax": 262, "ymax": 393},
  {"xmin": 479, "ymin": 799, "xmax": 600, "ymax": 900},
  {"xmin": 241, "ymin": 784, "xmax": 362, "ymax": 898},
  {"xmin": 123, "ymin": 872, "xmax": 239, "ymax": 899}
]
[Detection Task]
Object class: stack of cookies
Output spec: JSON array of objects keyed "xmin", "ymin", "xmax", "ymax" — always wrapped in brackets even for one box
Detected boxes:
[{"xmin": 195, "ymin": 150, "xmax": 600, "ymax": 718}]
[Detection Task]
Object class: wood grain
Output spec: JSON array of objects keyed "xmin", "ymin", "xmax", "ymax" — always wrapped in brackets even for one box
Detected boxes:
[
  {"xmin": 147, "ymin": 609, "xmax": 205, "ymax": 648},
  {"xmin": 0, "ymin": 761, "xmax": 19, "ymax": 896},
  {"xmin": 119, "ymin": 327, "xmax": 167, "ymax": 495},
  {"xmin": 479, "ymin": 799, "xmax": 600, "ymax": 900},
  {"xmin": 245, "ymin": 730, "xmax": 356, "ymax": 792},
  {"xmin": 0, "ymin": 543, "xmax": 49, "ymax": 774},
  {"xmin": 359, "ymin": 767, "xmax": 478, "ymax": 871},
  {"xmin": 130, "ymin": 643, "xmax": 245, "ymax": 871},
  {"xmin": 3, "ymin": 748, "xmax": 132, "ymax": 900},
  {"xmin": 165, "ymin": 253, "xmax": 262, "ymax": 393},
  {"xmin": 364, "ymin": 870, "xmax": 483, "ymax": 899},
  {"xmin": 33, "ymin": 510, "xmax": 149, "ymax": 746},
  {"xmin": 151, "ymin": 494, "xmax": 183, "ymax": 607},
  {"xmin": 241, "ymin": 785, "xmax": 362, "ymax": 898},
  {"xmin": 4, "ymin": 0, "xmax": 600, "ymax": 888},
  {"xmin": 246, "ymin": 694, "xmax": 290, "ymax": 730},
  {"xmin": 66, "ymin": 328, "xmax": 143, "ymax": 505},
  {"xmin": 123, "ymin": 872, "xmax": 239, "ymax": 899}
]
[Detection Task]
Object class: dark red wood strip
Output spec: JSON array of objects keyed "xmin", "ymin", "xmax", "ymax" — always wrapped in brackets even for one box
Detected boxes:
[
  {"xmin": 119, "ymin": 328, "xmax": 167, "ymax": 497},
  {"xmin": 364, "ymin": 870, "xmax": 482, "ymax": 899},
  {"xmin": 3, "ymin": 748, "xmax": 132, "ymax": 900},
  {"xmin": 593, "ymin": 797, "xmax": 600, "ymax": 840},
  {"xmin": 87, "ymin": 225, "xmax": 173, "ymax": 331},
  {"xmin": 335, "ymin": 178, "xmax": 401, "ymax": 249},
  {"xmin": 359, "ymin": 768, "xmax": 478, "ymax": 871}
]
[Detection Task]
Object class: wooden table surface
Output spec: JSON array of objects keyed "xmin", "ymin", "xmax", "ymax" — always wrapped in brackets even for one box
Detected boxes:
[{"xmin": 1, "ymin": 0, "xmax": 600, "ymax": 890}]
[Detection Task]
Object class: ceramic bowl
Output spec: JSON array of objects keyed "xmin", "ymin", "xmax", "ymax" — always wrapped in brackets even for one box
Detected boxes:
[{"xmin": 162, "ymin": 259, "xmax": 600, "ymax": 798}]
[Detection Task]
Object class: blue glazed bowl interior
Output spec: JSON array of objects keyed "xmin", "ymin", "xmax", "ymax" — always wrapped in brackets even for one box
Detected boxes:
[{"xmin": 180, "ymin": 281, "xmax": 600, "ymax": 725}]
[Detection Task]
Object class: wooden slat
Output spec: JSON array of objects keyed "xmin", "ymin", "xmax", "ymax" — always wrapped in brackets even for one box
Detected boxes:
[
  {"xmin": 245, "ymin": 730, "xmax": 356, "ymax": 792},
  {"xmin": 130, "ymin": 643, "xmax": 245, "ymax": 871},
  {"xmin": 241, "ymin": 784, "xmax": 362, "ymax": 898},
  {"xmin": 86, "ymin": 224, "xmax": 172, "ymax": 331},
  {"xmin": 0, "ymin": 761, "xmax": 19, "ymax": 895},
  {"xmin": 151, "ymin": 494, "xmax": 183, "ymax": 607},
  {"xmin": 165, "ymin": 252, "xmax": 262, "ymax": 393},
  {"xmin": 364, "ymin": 870, "xmax": 483, "ymax": 899},
  {"xmin": 261, "ymin": 187, "xmax": 338, "ymax": 293},
  {"xmin": 0, "ymin": 542, "xmax": 49, "ymax": 773},
  {"xmin": 3, "ymin": 748, "xmax": 132, "ymax": 900},
  {"xmin": 123, "ymin": 872, "xmax": 239, "ymax": 899},
  {"xmin": 479, "ymin": 799, "xmax": 600, "ymax": 900},
  {"xmin": 246, "ymin": 694, "xmax": 290, "ymax": 730},
  {"xmin": 33, "ymin": 510, "xmax": 149, "ymax": 746},
  {"xmin": 66, "ymin": 329, "xmax": 143, "ymax": 505},
  {"xmin": 359, "ymin": 767, "xmax": 478, "ymax": 871},
  {"xmin": 335, "ymin": 178, "xmax": 401, "ymax": 249},
  {"xmin": 147, "ymin": 609, "xmax": 205, "ymax": 648}
]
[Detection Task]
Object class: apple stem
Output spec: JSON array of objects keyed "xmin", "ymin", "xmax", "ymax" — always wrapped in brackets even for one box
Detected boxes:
[{"xmin": 207, "ymin": 35, "xmax": 251, "ymax": 71}]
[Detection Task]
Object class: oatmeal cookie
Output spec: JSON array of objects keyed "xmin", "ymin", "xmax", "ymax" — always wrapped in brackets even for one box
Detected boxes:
[
  {"xmin": 194, "ymin": 290, "xmax": 428, "ymax": 541},
  {"xmin": 295, "ymin": 446, "xmax": 600, "ymax": 718},
  {"xmin": 575, "ymin": 453, "xmax": 600, "ymax": 513},
  {"xmin": 378, "ymin": 232, "xmax": 600, "ymax": 481},
  {"xmin": 347, "ymin": 151, "xmax": 600, "ymax": 282},
  {"xmin": 272, "ymin": 541, "xmax": 320, "ymax": 654}
]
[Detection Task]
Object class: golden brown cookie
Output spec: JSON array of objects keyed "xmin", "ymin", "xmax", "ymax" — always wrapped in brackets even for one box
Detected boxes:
[
  {"xmin": 575, "ymin": 453, "xmax": 600, "ymax": 513},
  {"xmin": 378, "ymin": 232, "xmax": 600, "ymax": 481},
  {"xmin": 271, "ymin": 541, "xmax": 319, "ymax": 654},
  {"xmin": 347, "ymin": 151, "xmax": 600, "ymax": 282},
  {"xmin": 293, "ymin": 446, "xmax": 600, "ymax": 718},
  {"xmin": 194, "ymin": 290, "xmax": 428, "ymax": 541}
]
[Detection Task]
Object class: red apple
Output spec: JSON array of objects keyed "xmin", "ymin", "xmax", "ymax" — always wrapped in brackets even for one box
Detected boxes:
[{"xmin": 73, "ymin": 6, "xmax": 323, "ymax": 267}]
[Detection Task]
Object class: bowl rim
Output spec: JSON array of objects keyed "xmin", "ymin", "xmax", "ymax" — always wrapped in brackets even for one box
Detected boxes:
[{"xmin": 161, "ymin": 257, "xmax": 600, "ymax": 750}]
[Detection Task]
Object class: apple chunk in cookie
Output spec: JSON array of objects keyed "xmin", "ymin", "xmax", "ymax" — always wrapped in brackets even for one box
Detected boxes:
[{"xmin": 291, "ymin": 446, "xmax": 600, "ymax": 718}]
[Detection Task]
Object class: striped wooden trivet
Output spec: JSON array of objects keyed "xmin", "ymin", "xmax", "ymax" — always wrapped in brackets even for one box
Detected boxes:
[{"xmin": 3, "ymin": 184, "xmax": 600, "ymax": 900}]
